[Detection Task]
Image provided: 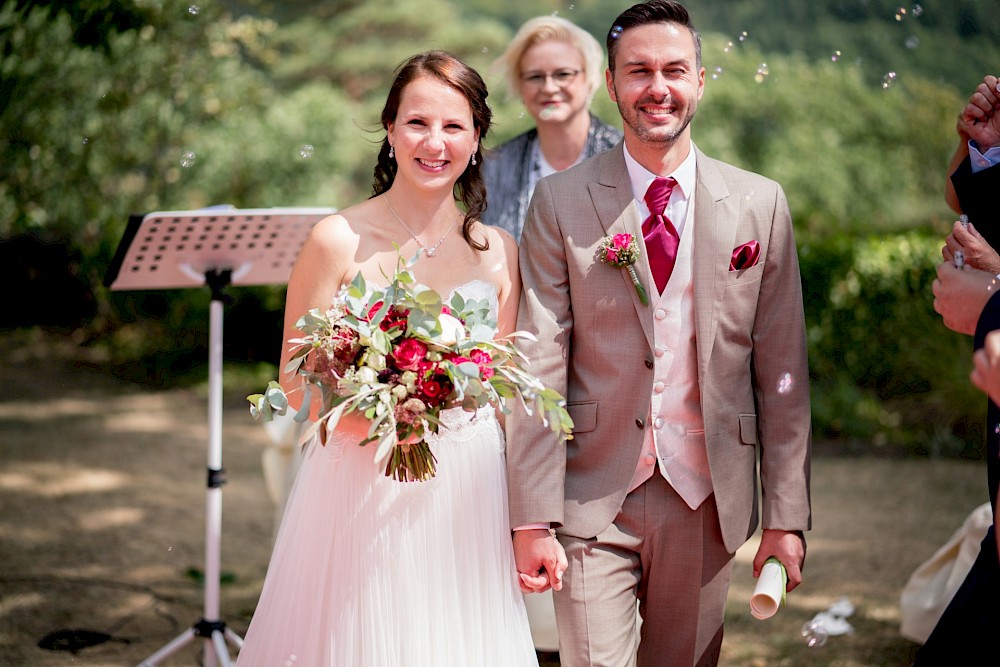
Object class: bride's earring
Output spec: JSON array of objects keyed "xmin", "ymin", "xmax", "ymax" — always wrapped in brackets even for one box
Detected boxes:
[
  {"xmin": 388, "ymin": 145, "xmax": 394, "ymax": 160},
  {"xmin": 470, "ymin": 151, "xmax": 477, "ymax": 166}
]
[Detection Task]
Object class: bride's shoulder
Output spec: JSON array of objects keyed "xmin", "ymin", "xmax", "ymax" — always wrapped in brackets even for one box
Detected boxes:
[
  {"xmin": 474, "ymin": 221, "xmax": 518, "ymax": 259},
  {"xmin": 309, "ymin": 200, "xmax": 379, "ymax": 249}
]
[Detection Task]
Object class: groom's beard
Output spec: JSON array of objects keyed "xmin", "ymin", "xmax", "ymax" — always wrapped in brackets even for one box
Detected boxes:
[{"xmin": 615, "ymin": 92, "xmax": 698, "ymax": 147}]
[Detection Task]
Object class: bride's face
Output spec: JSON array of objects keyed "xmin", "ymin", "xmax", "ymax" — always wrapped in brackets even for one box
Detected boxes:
[{"xmin": 387, "ymin": 76, "xmax": 479, "ymax": 192}]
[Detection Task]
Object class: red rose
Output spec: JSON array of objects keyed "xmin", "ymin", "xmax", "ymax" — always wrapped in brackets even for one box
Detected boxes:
[
  {"xmin": 392, "ymin": 337, "xmax": 428, "ymax": 371},
  {"xmin": 419, "ymin": 378, "xmax": 445, "ymax": 403},
  {"xmin": 380, "ymin": 305, "xmax": 409, "ymax": 332},
  {"xmin": 612, "ymin": 233, "xmax": 633, "ymax": 250}
]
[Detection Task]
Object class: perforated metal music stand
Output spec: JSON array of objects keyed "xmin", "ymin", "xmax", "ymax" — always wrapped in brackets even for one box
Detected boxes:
[{"xmin": 105, "ymin": 206, "xmax": 334, "ymax": 667}]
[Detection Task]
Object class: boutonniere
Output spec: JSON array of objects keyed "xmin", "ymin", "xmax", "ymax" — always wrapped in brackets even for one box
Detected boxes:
[{"xmin": 598, "ymin": 233, "xmax": 649, "ymax": 306}]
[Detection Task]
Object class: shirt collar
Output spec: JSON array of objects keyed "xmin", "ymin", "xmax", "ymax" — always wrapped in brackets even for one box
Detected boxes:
[{"xmin": 623, "ymin": 143, "xmax": 697, "ymax": 203}]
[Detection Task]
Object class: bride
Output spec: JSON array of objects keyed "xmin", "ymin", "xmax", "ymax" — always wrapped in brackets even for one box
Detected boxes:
[{"xmin": 235, "ymin": 51, "xmax": 539, "ymax": 666}]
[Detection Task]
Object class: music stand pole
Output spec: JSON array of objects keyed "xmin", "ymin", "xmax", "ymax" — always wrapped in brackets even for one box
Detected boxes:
[
  {"xmin": 137, "ymin": 270, "xmax": 240, "ymax": 667},
  {"xmin": 104, "ymin": 207, "xmax": 332, "ymax": 666}
]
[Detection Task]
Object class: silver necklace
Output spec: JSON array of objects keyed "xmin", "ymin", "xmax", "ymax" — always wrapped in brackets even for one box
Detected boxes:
[{"xmin": 384, "ymin": 195, "xmax": 459, "ymax": 258}]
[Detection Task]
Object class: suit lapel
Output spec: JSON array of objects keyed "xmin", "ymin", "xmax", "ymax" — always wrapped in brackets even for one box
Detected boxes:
[
  {"xmin": 588, "ymin": 146, "xmax": 655, "ymax": 349},
  {"xmin": 692, "ymin": 148, "xmax": 736, "ymax": 377}
]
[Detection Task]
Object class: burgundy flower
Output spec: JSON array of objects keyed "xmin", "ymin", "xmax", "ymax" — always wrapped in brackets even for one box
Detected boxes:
[
  {"xmin": 380, "ymin": 305, "xmax": 410, "ymax": 332},
  {"xmin": 418, "ymin": 372, "xmax": 453, "ymax": 408},
  {"xmin": 419, "ymin": 378, "xmax": 446, "ymax": 403}
]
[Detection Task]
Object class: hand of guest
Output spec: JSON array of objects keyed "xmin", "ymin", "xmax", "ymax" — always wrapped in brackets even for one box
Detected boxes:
[
  {"xmin": 944, "ymin": 219, "xmax": 1000, "ymax": 274},
  {"xmin": 972, "ymin": 330, "xmax": 1000, "ymax": 406},
  {"xmin": 753, "ymin": 529, "xmax": 805, "ymax": 592},
  {"xmin": 959, "ymin": 74, "xmax": 1000, "ymax": 150},
  {"xmin": 512, "ymin": 528, "xmax": 567, "ymax": 594},
  {"xmin": 932, "ymin": 262, "xmax": 999, "ymax": 335},
  {"xmin": 931, "ymin": 262, "xmax": 1000, "ymax": 336}
]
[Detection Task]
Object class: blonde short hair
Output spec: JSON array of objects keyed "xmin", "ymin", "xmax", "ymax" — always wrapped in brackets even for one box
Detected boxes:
[{"xmin": 494, "ymin": 15, "xmax": 604, "ymax": 105}]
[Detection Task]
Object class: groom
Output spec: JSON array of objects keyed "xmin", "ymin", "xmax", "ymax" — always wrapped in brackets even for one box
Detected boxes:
[{"xmin": 506, "ymin": 2, "xmax": 812, "ymax": 665}]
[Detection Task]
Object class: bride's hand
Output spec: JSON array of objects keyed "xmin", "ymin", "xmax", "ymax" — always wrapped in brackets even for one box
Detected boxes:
[{"xmin": 512, "ymin": 529, "xmax": 567, "ymax": 594}]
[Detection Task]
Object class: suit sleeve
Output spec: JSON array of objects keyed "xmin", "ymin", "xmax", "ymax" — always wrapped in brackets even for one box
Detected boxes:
[
  {"xmin": 753, "ymin": 184, "xmax": 813, "ymax": 532},
  {"xmin": 506, "ymin": 177, "xmax": 571, "ymax": 529},
  {"xmin": 952, "ymin": 157, "xmax": 1000, "ymax": 253}
]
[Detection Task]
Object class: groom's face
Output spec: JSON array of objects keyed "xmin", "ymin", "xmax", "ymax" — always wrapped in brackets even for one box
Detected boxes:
[{"xmin": 606, "ymin": 22, "xmax": 705, "ymax": 148}]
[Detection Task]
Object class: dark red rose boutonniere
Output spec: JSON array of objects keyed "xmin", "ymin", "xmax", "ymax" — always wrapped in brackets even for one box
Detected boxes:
[{"xmin": 598, "ymin": 233, "xmax": 648, "ymax": 306}]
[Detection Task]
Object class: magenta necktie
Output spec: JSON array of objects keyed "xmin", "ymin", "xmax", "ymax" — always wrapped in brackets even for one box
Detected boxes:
[{"xmin": 642, "ymin": 177, "xmax": 679, "ymax": 293}]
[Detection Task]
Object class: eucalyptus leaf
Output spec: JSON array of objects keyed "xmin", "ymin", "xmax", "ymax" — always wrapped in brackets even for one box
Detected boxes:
[
  {"xmin": 456, "ymin": 361, "xmax": 481, "ymax": 377},
  {"xmin": 373, "ymin": 428, "xmax": 396, "ymax": 467}
]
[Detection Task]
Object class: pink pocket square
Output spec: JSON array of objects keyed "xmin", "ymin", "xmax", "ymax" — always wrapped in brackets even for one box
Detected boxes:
[{"xmin": 730, "ymin": 240, "xmax": 760, "ymax": 271}]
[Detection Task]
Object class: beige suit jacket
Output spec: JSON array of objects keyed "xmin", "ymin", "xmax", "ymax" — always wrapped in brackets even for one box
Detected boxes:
[{"xmin": 507, "ymin": 143, "xmax": 812, "ymax": 553}]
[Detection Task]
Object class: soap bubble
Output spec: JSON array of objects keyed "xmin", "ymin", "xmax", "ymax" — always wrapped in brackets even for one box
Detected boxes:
[
  {"xmin": 754, "ymin": 63, "xmax": 769, "ymax": 84},
  {"xmin": 831, "ymin": 50, "xmax": 842, "ymax": 62},
  {"xmin": 180, "ymin": 151, "xmax": 196, "ymax": 168},
  {"xmin": 711, "ymin": 66, "xmax": 724, "ymax": 80},
  {"xmin": 777, "ymin": 373, "xmax": 794, "ymax": 394},
  {"xmin": 881, "ymin": 72, "xmax": 897, "ymax": 89},
  {"xmin": 801, "ymin": 619, "xmax": 829, "ymax": 648},
  {"xmin": 298, "ymin": 144, "xmax": 314, "ymax": 159},
  {"xmin": 188, "ymin": 5, "xmax": 200, "ymax": 16},
  {"xmin": 610, "ymin": 25, "xmax": 623, "ymax": 39},
  {"xmin": 905, "ymin": 35, "xmax": 920, "ymax": 50}
]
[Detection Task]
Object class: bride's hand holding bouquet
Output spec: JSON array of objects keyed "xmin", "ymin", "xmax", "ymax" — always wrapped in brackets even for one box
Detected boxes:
[{"xmin": 248, "ymin": 252, "xmax": 573, "ymax": 482}]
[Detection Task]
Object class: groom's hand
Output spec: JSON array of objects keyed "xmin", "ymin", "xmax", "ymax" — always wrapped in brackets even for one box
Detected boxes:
[
  {"xmin": 753, "ymin": 529, "xmax": 806, "ymax": 592},
  {"xmin": 512, "ymin": 529, "xmax": 567, "ymax": 594}
]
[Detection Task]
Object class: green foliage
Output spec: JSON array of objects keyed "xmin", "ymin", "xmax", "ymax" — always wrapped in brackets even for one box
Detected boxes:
[
  {"xmin": 3, "ymin": 0, "xmax": 996, "ymax": 453},
  {"xmin": 695, "ymin": 36, "xmax": 958, "ymax": 236},
  {"xmin": 800, "ymin": 231, "xmax": 984, "ymax": 455}
]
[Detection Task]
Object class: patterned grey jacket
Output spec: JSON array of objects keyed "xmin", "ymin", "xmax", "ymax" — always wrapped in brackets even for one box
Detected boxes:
[{"xmin": 482, "ymin": 114, "xmax": 622, "ymax": 240}]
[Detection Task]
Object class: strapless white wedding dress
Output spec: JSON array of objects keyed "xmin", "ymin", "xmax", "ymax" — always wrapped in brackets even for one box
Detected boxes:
[{"xmin": 236, "ymin": 280, "xmax": 538, "ymax": 667}]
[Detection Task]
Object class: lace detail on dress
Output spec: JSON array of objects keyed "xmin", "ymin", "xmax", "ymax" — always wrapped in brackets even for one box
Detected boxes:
[{"xmin": 446, "ymin": 279, "xmax": 498, "ymax": 322}]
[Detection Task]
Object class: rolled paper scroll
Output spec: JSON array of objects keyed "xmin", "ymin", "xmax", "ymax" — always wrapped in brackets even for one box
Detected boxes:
[{"xmin": 750, "ymin": 557, "xmax": 788, "ymax": 620}]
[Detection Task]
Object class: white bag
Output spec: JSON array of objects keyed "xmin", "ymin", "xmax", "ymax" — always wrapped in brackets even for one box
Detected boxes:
[{"xmin": 899, "ymin": 502, "xmax": 993, "ymax": 644}]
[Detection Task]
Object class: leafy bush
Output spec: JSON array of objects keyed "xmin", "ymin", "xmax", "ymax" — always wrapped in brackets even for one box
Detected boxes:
[{"xmin": 801, "ymin": 230, "xmax": 985, "ymax": 456}]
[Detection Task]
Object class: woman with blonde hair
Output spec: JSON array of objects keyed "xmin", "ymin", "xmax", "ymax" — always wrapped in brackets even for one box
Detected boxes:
[{"xmin": 483, "ymin": 15, "xmax": 621, "ymax": 239}]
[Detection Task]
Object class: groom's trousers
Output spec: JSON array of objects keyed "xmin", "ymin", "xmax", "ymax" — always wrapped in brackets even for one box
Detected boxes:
[{"xmin": 551, "ymin": 472, "xmax": 734, "ymax": 667}]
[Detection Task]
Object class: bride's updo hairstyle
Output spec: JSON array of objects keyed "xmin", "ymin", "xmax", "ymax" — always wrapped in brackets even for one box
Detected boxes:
[{"xmin": 372, "ymin": 51, "xmax": 493, "ymax": 251}]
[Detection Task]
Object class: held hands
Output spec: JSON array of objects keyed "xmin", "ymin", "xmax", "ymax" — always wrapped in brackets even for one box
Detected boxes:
[
  {"xmin": 753, "ymin": 529, "xmax": 806, "ymax": 592},
  {"xmin": 932, "ymin": 262, "xmax": 999, "ymax": 335},
  {"xmin": 512, "ymin": 529, "xmax": 567, "ymax": 594},
  {"xmin": 943, "ymin": 219, "xmax": 1000, "ymax": 275},
  {"xmin": 958, "ymin": 74, "xmax": 1000, "ymax": 150}
]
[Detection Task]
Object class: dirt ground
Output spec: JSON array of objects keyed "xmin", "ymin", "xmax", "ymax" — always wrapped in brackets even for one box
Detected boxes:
[{"xmin": 0, "ymin": 340, "xmax": 989, "ymax": 666}]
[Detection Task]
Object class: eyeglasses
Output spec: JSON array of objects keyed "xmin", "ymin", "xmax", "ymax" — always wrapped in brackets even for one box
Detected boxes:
[{"xmin": 520, "ymin": 69, "xmax": 581, "ymax": 89}]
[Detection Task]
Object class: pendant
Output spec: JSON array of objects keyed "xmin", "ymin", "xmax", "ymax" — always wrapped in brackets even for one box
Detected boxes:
[{"xmin": 425, "ymin": 248, "xmax": 436, "ymax": 257}]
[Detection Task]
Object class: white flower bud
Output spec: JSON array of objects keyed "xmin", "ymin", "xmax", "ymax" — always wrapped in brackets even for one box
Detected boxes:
[{"xmin": 437, "ymin": 313, "xmax": 466, "ymax": 346}]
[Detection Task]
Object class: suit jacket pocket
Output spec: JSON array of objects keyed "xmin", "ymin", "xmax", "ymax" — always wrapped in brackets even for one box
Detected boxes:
[
  {"xmin": 739, "ymin": 413, "xmax": 758, "ymax": 446},
  {"xmin": 567, "ymin": 401, "xmax": 598, "ymax": 434},
  {"xmin": 726, "ymin": 262, "xmax": 764, "ymax": 286}
]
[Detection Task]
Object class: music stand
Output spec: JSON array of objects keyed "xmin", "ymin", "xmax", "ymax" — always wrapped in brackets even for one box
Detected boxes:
[{"xmin": 105, "ymin": 206, "xmax": 334, "ymax": 667}]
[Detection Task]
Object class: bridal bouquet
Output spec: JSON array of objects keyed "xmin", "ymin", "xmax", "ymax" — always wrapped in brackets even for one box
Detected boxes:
[{"xmin": 248, "ymin": 253, "xmax": 573, "ymax": 482}]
